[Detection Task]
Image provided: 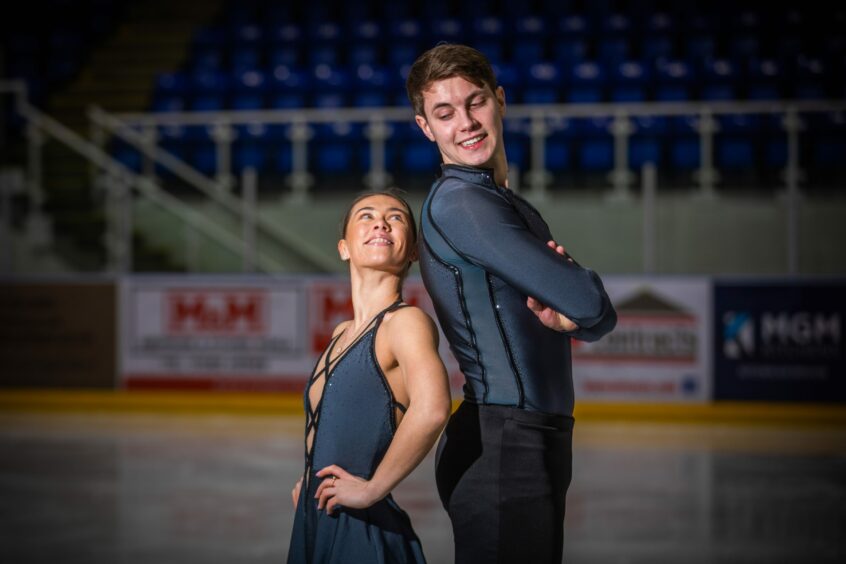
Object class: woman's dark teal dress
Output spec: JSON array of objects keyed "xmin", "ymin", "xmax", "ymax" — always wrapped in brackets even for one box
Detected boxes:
[{"xmin": 287, "ymin": 302, "xmax": 426, "ymax": 564}]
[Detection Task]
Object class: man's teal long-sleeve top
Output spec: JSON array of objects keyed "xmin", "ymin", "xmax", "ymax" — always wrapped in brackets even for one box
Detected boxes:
[{"xmin": 419, "ymin": 164, "xmax": 617, "ymax": 416}]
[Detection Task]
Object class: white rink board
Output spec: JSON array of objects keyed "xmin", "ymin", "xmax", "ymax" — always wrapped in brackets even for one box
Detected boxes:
[{"xmin": 572, "ymin": 276, "xmax": 712, "ymax": 402}]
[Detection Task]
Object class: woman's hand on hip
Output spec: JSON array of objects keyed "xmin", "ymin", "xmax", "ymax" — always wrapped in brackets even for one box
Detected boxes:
[{"xmin": 314, "ymin": 465, "xmax": 381, "ymax": 515}]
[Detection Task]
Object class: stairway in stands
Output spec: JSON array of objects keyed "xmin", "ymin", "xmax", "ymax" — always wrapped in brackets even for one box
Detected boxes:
[{"xmin": 41, "ymin": 0, "xmax": 222, "ymax": 271}]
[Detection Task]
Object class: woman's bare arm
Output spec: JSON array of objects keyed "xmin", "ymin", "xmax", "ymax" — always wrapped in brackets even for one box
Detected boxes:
[{"xmin": 314, "ymin": 308, "xmax": 451, "ymax": 513}]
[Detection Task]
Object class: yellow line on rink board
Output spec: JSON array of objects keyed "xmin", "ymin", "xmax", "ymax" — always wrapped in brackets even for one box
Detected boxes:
[
  {"xmin": 0, "ymin": 389, "xmax": 304, "ymax": 416},
  {"xmin": 1, "ymin": 390, "xmax": 845, "ymax": 425}
]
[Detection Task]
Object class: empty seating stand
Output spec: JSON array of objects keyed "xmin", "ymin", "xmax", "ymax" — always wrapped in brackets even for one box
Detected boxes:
[{"xmin": 130, "ymin": 0, "xmax": 844, "ymax": 187}]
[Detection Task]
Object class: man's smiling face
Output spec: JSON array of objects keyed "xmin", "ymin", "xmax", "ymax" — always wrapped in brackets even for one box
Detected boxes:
[{"xmin": 415, "ymin": 75, "xmax": 507, "ymax": 171}]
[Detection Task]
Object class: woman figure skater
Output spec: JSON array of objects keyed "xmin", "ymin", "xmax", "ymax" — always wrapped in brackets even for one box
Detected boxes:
[{"xmin": 287, "ymin": 190, "xmax": 451, "ymax": 564}]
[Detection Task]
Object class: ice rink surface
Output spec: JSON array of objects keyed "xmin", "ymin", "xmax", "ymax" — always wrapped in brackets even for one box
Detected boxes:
[{"xmin": 1, "ymin": 411, "xmax": 844, "ymax": 563}]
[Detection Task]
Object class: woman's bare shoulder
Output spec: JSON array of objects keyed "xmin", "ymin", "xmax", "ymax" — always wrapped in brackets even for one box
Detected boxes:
[{"xmin": 383, "ymin": 305, "xmax": 439, "ymax": 341}]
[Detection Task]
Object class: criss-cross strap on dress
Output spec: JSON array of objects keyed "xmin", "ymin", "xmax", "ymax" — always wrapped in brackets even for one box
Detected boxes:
[{"xmin": 287, "ymin": 300, "xmax": 426, "ymax": 564}]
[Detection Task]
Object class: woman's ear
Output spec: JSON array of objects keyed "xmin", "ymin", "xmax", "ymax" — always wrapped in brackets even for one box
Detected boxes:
[{"xmin": 337, "ymin": 239, "xmax": 350, "ymax": 261}]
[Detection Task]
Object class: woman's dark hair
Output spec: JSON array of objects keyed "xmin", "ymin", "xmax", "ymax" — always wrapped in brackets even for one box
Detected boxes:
[{"xmin": 340, "ymin": 188, "xmax": 417, "ymax": 244}]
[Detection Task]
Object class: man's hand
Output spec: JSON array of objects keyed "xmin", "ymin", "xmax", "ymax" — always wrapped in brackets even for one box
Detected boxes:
[{"xmin": 526, "ymin": 241, "xmax": 579, "ymax": 332}]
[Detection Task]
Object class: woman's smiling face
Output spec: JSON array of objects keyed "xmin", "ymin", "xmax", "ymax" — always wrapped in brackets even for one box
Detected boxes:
[{"xmin": 338, "ymin": 194, "xmax": 417, "ymax": 274}]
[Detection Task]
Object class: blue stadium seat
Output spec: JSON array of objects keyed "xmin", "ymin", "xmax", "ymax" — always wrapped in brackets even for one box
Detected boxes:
[
  {"xmin": 189, "ymin": 71, "xmax": 230, "ymax": 111},
  {"xmin": 716, "ymin": 134, "xmax": 756, "ymax": 170},
  {"xmin": 597, "ymin": 37, "xmax": 630, "ymax": 66},
  {"xmin": 359, "ymin": 131, "xmax": 398, "ymax": 172},
  {"xmin": 269, "ymin": 65, "xmax": 310, "ymax": 108},
  {"xmin": 311, "ymin": 64, "xmax": 349, "ymax": 109},
  {"xmin": 191, "ymin": 144, "xmax": 217, "ymax": 176},
  {"xmin": 553, "ymin": 38, "xmax": 587, "ymax": 67},
  {"xmin": 644, "ymin": 12, "xmax": 674, "ymax": 35},
  {"xmin": 389, "ymin": 18, "xmax": 424, "ymax": 45},
  {"xmin": 397, "ymin": 123, "xmax": 438, "ymax": 173},
  {"xmin": 429, "ymin": 17, "xmax": 464, "ymax": 43},
  {"xmin": 193, "ymin": 27, "xmax": 227, "ymax": 50},
  {"xmin": 640, "ymin": 34, "xmax": 673, "ymax": 62},
  {"xmin": 654, "ymin": 59, "xmax": 694, "ymax": 101},
  {"xmin": 731, "ymin": 9, "xmax": 762, "ymax": 33},
  {"xmin": 402, "ymin": 142, "xmax": 440, "ymax": 174},
  {"xmin": 316, "ymin": 135, "xmax": 356, "ymax": 174},
  {"xmin": 386, "ymin": 18, "xmax": 425, "ymax": 67},
  {"xmin": 229, "ymin": 46, "xmax": 262, "ymax": 74},
  {"xmin": 512, "ymin": 38, "xmax": 545, "ymax": 65},
  {"xmin": 523, "ymin": 62, "xmax": 564, "ymax": 104},
  {"xmin": 352, "ymin": 64, "xmax": 391, "ymax": 107},
  {"xmin": 232, "ymin": 24, "xmax": 263, "ymax": 47},
  {"xmin": 472, "ymin": 15, "xmax": 506, "ymax": 42},
  {"xmin": 387, "ymin": 42, "xmax": 420, "ymax": 68},
  {"xmin": 269, "ymin": 22, "xmax": 303, "ymax": 44},
  {"xmin": 540, "ymin": 115, "xmax": 575, "ymax": 173},
  {"xmin": 700, "ymin": 58, "xmax": 739, "ymax": 100},
  {"xmin": 191, "ymin": 47, "xmax": 224, "ymax": 72},
  {"xmin": 234, "ymin": 122, "xmax": 269, "ymax": 173},
  {"xmin": 349, "ymin": 44, "xmax": 381, "ymax": 66},
  {"xmin": 231, "ymin": 69, "xmax": 267, "ymax": 110},
  {"xmin": 305, "ymin": 21, "xmax": 342, "ymax": 66},
  {"xmin": 809, "ymin": 111, "xmax": 846, "ymax": 169},
  {"xmin": 152, "ymin": 72, "xmax": 189, "ymax": 107},
  {"xmin": 151, "ymin": 95, "xmax": 186, "ymax": 113},
  {"xmin": 350, "ymin": 19, "xmax": 381, "ymax": 45},
  {"xmin": 629, "ymin": 135, "xmax": 663, "ymax": 168},
  {"xmin": 391, "ymin": 64, "xmax": 415, "ymax": 107},
  {"xmin": 601, "ymin": 12, "xmax": 631, "ymax": 36},
  {"xmin": 684, "ymin": 35, "xmax": 716, "ymax": 60},
  {"xmin": 578, "ymin": 138, "xmax": 614, "ymax": 171},
  {"xmin": 567, "ymin": 61, "xmax": 606, "ymax": 103},
  {"xmin": 729, "ymin": 35, "xmax": 760, "ymax": 60},
  {"xmin": 609, "ymin": 61, "xmax": 649, "ymax": 102},
  {"xmin": 112, "ymin": 141, "xmax": 142, "ymax": 173},
  {"xmin": 511, "ymin": 15, "xmax": 547, "ymax": 63},
  {"xmin": 669, "ymin": 136, "xmax": 699, "ymax": 170},
  {"xmin": 270, "ymin": 45, "xmax": 299, "ymax": 67},
  {"xmin": 158, "ymin": 125, "xmax": 189, "ymax": 176},
  {"xmin": 557, "ymin": 14, "xmax": 590, "ymax": 39},
  {"xmin": 746, "ymin": 58, "xmax": 784, "ymax": 100},
  {"xmin": 308, "ymin": 21, "xmax": 343, "ymax": 43},
  {"xmin": 776, "ymin": 36, "xmax": 804, "ymax": 61},
  {"xmin": 308, "ymin": 63, "xmax": 355, "ymax": 171},
  {"xmin": 491, "ymin": 63, "xmax": 520, "ymax": 102},
  {"xmin": 792, "ymin": 56, "xmax": 826, "ymax": 99}
]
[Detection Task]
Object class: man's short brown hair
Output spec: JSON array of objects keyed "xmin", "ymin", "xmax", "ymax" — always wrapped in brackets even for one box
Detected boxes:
[{"xmin": 406, "ymin": 43, "xmax": 498, "ymax": 118}]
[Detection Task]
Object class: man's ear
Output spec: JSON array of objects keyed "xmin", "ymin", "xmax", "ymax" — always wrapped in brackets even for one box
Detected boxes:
[
  {"xmin": 496, "ymin": 85, "xmax": 506, "ymax": 116},
  {"xmin": 337, "ymin": 239, "xmax": 350, "ymax": 261},
  {"xmin": 415, "ymin": 114, "xmax": 436, "ymax": 142}
]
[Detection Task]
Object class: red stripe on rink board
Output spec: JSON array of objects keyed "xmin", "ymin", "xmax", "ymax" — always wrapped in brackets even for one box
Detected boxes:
[{"xmin": 124, "ymin": 375, "xmax": 308, "ymax": 393}]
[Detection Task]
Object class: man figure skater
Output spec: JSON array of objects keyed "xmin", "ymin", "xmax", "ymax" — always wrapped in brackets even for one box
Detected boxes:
[{"xmin": 406, "ymin": 44, "xmax": 617, "ymax": 563}]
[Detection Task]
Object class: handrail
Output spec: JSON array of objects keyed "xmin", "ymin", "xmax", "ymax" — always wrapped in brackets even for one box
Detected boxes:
[
  {"xmin": 106, "ymin": 97, "xmax": 846, "ymax": 276},
  {"xmin": 88, "ymin": 106, "xmax": 339, "ymax": 272},
  {"xmin": 111, "ymin": 99, "xmax": 846, "ymax": 126},
  {"xmin": 17, "ymin": 100, "xmax": 287, "ymax": 273}
]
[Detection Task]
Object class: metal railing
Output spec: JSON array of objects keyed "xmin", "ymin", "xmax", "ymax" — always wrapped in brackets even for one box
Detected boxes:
[
  {"xmin": 106, "ymin": 99, "xmax": 845, "ymax": 198},
  {"xmin": 104, "ymin": 99, "xmax": 846, "ymax": 274},
  {"xmin": 6, "ymin": 76, "xmax": 845, "ymax": 275},
  {"xmin": 1, "ymin": 80, "xmax": 287, "ymax": 274}
]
